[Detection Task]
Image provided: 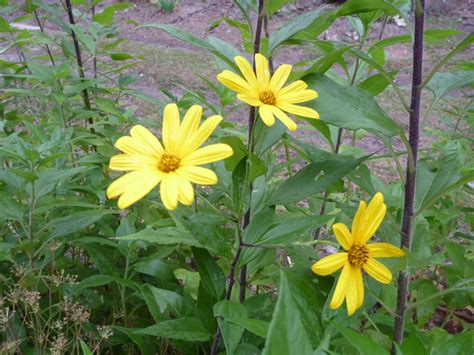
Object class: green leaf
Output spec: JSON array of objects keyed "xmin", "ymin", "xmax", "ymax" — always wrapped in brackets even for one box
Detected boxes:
[
  {"xmin": 423, "ymin": 32, "xmax": 474, "ymax": 88},
  {"xmin": 255, "ymin": 215, "xmax": 334, "ymax": 245},
  {"xmin": 135, "ymin": 318, "xmax": 211, "ymax": 342},
  {"xmin": 304, "ymin": 74, "xmax": 401, "ymax": 137},
  {"xmin": 51, "ymin": 209, "xmax": 115, "ymax": 238},
  {"xmin": 140, "ymin": 24, "xmax": 212, "ymax": 50},
  {"xmin": 262, "ymin": 270, "xmax": 313, "ymax": 355},
  {"xmin": 336, "ymin": 0, "xmax": 399, "ymax": 17},
  {"xmin": 266, "ymin": 0, "xmax": 295, "ymax": 16},
  {"xmin": 431, "ymin": 331, "xmax": 474, "ymax": 355},
  {"xmin": 113, "ymin": 326, "xmax": 155, "ymax": 355},
  {"xmin": 110, "ymin": 52, "xmax": 133, "ymax": 61},
  {"xmin": 301, "ymin": 46, "xmax": 352, "ymax": 77},
  {"xmin": 214, "ymin": 301, "xmax": 248, "ymax": 355},
  {"xmin": 80, "ymin": 340, "xmax": 93, "ymax": 355},
  {"xmin": 141, "ymin": 284, "xmax": 184, "ymax": 321},
  {"xmin": 338, "ymin": 326, "xmax": 389, "ymax": 354},
  {"xmin": 0, "ymin": 243, "xmax": 15, "ymax": 262},
  {"xmin": 426, "ymin": 71, "xmax": 474, "ymax": 101},
  {"xmin": 424, "ymin": 29, "xmax": 463, "ymax": 44},
  {"xmin": 92, "ymin": 6, "xmax": 115, "ymax": 26},
  {"xmin": 358, "ymin": 70, "xmax": 397, "ymax": 96},
  {"xmin": 74, "ymin": 275, "xmax": 114, "ymax": 291},
  {"xmin": 116, "ymin": 227, "xmax": 203, "ymax": 248},
  {"xmin": 268, "ymin": 8, "xmax": 329, "ymax": 54},
  {"xmin": 269, "ymin": 154, "xmax": 364, "ymax": 205},
  {"xmin": 192, "ymin": 248, "xmax": 226, "ymax": 299},
  {"xmin": 416, "ymin": 141, "xmax": 473, "ymax": 213},
  {"xmin": 227, "ymin": 317, "xmax": 269, "ymax": 338}
]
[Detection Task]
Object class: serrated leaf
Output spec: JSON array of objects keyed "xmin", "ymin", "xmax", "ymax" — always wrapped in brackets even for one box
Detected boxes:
[
  {"xmin": 135, "ymin": 318, "xmax": 211, "ymax": 342},
  {"xmin": 262, "ymin": 270, "xmax": 313, "ymax": 354}
]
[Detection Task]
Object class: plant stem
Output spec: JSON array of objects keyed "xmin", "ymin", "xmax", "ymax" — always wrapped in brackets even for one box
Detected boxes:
[
  {"xmin": 210, "ymin": 2, "xmax": 264, "ymax": 353},
  {"xmin": 33, "ymin": 9, "xmax": 56, "ymax": 67},
  {"xmin": 238, "ymin": 0, "xmax": 265, "ymax": 304},
  {"xmin": 64, "ymin": 0, "xmax": 94, "ymax": 131},
  {"xmin": 313, "ymin": 127, "xmax": 343, "ymax": 240},
  {"xmin": 392, "ymin": 0, "xmax": 425, "ymax": 351}
]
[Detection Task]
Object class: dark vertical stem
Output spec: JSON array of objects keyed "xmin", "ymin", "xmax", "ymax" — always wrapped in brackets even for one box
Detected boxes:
[
  {"xmin": 210, "ymin": 1, "xmax": 265, "ymax": 353},
  {"xmin": 91, "ymin": 1, "xmax": 98, "ymax": 85},
  {"xmin": 313, "ymin": 127, "xmax": 343, "ymax": 240},
  {"xmin": 238, "ymin": 0, "xmax": 265, "ymax": 304},
  {"xmin": 33, "ymin": 10, "xmax": 56, "ymax": 66},
  {"xmin": 392, "ymin": 0, "xmax": 424, "ymax": 351},
  {"xmin": 64, "ymin": 0, "xmax": 94, "ymax": 129},
  {"xmin": 263, "ymin": 14, "xmax": 274, "ymax": 72}
]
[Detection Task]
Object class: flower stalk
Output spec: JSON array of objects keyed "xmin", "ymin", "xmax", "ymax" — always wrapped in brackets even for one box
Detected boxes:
[
  {"xmin": 64, "ymin": 0, "xmax": 93, "ymax": 130},
  {"xmin": 210, "ymin": 1, "xmax": 265, "ymax": 353},
  {"xmin": 392, "ymin": 0, "xmax": 425, "ymax": 350}
]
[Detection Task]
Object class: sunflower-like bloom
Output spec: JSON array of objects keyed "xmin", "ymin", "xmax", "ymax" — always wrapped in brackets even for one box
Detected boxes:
[
  {"xmin": 311, "ymin": 192, "xmax": 405, "ymax": 316},
  {"xmin": 217, "ymin": 54, "xmax": 319, "ymax": 131},
  {"xmin": 107, "ymin": 104, "xmax": 233, "ymax": 210}
]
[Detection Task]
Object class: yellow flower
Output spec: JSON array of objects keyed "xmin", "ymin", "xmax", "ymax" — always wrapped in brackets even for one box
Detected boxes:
[
  {"xmin": 107, "ymin": 104, "xmax": 233, "ymax": 210},
  {"xmin": 311, "ymin": 192, "xmax": 405, "ymax": 316},
  {"xmin": 217, "ymin": 54, "xmax": 319, "ymax": 131}
]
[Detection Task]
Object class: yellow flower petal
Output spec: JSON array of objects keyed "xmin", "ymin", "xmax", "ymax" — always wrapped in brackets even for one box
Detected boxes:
[
  {"xmin": 176, "ymin": 166, "xmax": 218, "ymax": 185},
  {"xmin": 269, "ymin": 106, "xmax": 297, "ymax": 131},
  {"xmin": 363, "ymin": 258, "xmax": 392, "ymax": 284},
  {"xmin": 109, "ymin": 155, "xmax": 157, "ymax": 171},
  {"xmin": 130, "ymin": 125, "xmax": 164, "ymax": 158},
  {"xmin": 106, "ymin": 170, "xmax": 162, "ymax": 209},
  {"xmin": 176, "ymin": 105, "xmax": 202, "ymax": 148},
  {"xmin": 180, "ymin": 115, "xmax": 223, "ymax": 157},
  {"xmin": 255, "ymin": 53, "xmax": 270, "ymax": 86},
  {"xmin": 181, "ymin": 144, "xmax": 233, "ymax": 166},
  {"xmin": 108, "ymin": 170, "xmax": 142, "ymax": 199},
  {"xmin": 259, "ymin": 105, "xmax": 276, "ymax": 127},
  {"xmin": 237, "ymin": 94, "xmax": 261, "ymax": 107},
  {"xmin": 278, "ymin": 103, "xmax": 320, "ymax": 119},
  {"xmin": 177, "ymin": 176, "xmax": 194, "ymax": 205},
  {"xmin": 359, "ymin": 192, "xmax": 386, "ymax": 243},
  {"xmin": 279, "ymin": 89, "xmax": 318, "ymax": 104},
  {"xmin": 333, "ymin": 223, "xmax": 353, "ymax": 250},
  {"xmin": 115, "ymin": 136, "xmax": 153, "ymax": 157},
  {"xmin": 354, "ymin": 266, "xmax": 364, "ymax": 309},
  {"xmin": 352, "ymin": 200, "xmax": 367, "ymax": 242},
  {"xmin": 160, "ymin": 173, "xmax": 179, "ymax": 210},
  {"xmin": 368, "ymin": 243, "xmax": 405, "ymax": 258},
  {"xmin": 235, "ymin": 56, "xmax": 258, "ymax": 87},
  {"xmin": 330, "ymin": 262, "xmax": 351, "ymax": 310},
  {"xmin": 217, "ymin": 70, "xmax": 256, "ymax": 96},
  {"xmin": 278, "ymin": 80, "xmax": 308, "ymax": 96},
  {"xmin": 270, "ymin": 64, "xmax": 292, "ymax": 91},
  {"xmin": 162, "ymin": 103, "xmax": 180, "ymax": 153},
  {"xmin": 311, "ymin": 252, "xmax": 347, "ymax": 276},
  {"xmin": 345, "ymin": 265, "xmax": 360, "ymax": 316}
]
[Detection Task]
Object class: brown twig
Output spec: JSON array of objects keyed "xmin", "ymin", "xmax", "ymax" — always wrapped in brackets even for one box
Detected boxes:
[
  {"xmin": 210, "ymin": 1, "xmax": 265, "ymax": 353},
  {"xmin": 64, "ymin": 0, "xmax": 94, "ymax": 131},
  {"xmin": 392, "ymin": 0, "xmax": 425, "ymax": 351}
]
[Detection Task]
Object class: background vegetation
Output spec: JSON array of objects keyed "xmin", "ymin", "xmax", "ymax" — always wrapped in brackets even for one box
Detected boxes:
[{"xmin": 0, "ymin": 0, "xmax": 472, "ymax": 354}]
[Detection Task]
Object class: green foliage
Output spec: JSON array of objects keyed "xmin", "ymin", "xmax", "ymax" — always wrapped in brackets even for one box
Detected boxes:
[{"xmin": 0, "ymin": 0, "xmax": 472, "ymax": 353}]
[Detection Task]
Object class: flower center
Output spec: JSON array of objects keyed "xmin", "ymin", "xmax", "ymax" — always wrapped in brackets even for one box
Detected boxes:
[
  {"xmin": 158, "ymin": 153, "xmax": 180, "ymax": 173},
  {"xmin": 348, "ymin": 244, "xmax": 369, "ymax": 267},
  {"xmin": 259, "ymin": 90, "xmax": 276, "ymax": 105}
]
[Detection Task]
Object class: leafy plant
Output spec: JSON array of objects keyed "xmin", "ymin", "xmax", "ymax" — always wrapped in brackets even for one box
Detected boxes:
[{"xmin": 0, "ymin": 0, "xmax": 472, "ymax": 353}]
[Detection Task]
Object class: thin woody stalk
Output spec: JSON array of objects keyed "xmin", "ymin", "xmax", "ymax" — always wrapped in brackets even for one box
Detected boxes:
[
  {"xmin": 392, "ymin": 0, "xmax": 425, "ymax": 350},
  {"xmin": 239, "ymin": 0, "xmax": 265, "ymax": 303},
  {"xmin": 210, "ymin": 1, "xmax": 264, "ymax": 353},
  {"xmin": 64, "ymin": 0, "xmax": 94, "ymax": 131}
]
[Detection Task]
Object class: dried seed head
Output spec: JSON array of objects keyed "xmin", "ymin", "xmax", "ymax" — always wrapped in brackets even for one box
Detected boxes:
[
  {"xmin": 50, "ymin": 333, "xmax": 68, "ymax": 355},
  {"xmin": 97, "ymin": 325, "xmax": 113, "ymax": 339}
]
